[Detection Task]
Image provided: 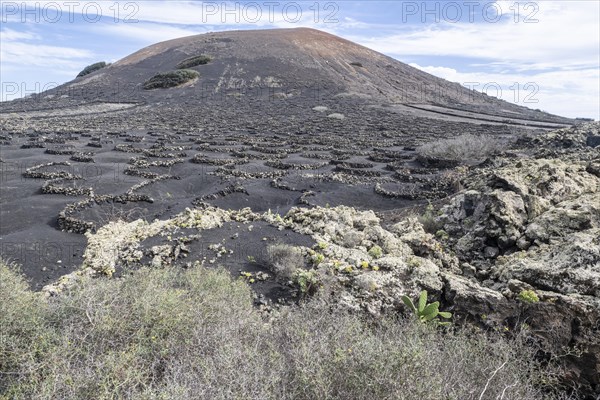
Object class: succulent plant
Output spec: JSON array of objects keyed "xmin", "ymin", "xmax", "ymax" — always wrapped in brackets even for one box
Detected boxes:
[
  {"xmin": 294, "ymin": 270, "xmax": 319, "ymax": 294},
  {"xmin": 401, "ymin": 290, "xmax": 452, "ymax": 326}
]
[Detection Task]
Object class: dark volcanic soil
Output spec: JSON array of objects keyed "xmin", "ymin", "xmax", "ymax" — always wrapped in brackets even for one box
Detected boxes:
[{"xmin": 0, "ymin": 113, "xmax": 456, "ymax": 288}]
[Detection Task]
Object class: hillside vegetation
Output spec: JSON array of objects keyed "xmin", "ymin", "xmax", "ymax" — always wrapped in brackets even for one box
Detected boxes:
[
  {"xmin": 176, "ymin": 54, "xmax": 212, "ymax": 69},
  {"xmin": 76, "ymin": 62, "xmax": 108, "ymax": 78},
  {"xmin": 143, "ymin": 69, "xmax": 199, "ymax": 90}
]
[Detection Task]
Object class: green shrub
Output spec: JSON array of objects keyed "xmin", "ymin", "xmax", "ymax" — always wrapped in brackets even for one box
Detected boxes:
[
  {"xmin": 76, "ymin": 61, "xmax": 107, "ymax": 78},
  {"xmin": 435, "ymin": 229, "xmax": 450, "ymax": 240},
  {"xmin": 519, "ymin": 289, "xmax": 540, "ymax": 303},
  {"xmin": 368, "ymin": 245, "xmax": 383, "ymax": 259},
  {"xmin": 312, "ymin": 253, "xmax": 325, "ymax": 266},
  {"xmin": 176, "ymin": 55, "xmax": 212, "ymax": 69},
  {"xmin": 0, "ymin": 260, "xmax": 570, "ymax": 399},
  {"xmin": 143, "ymin": 69, "xmax": 199, "ymax": 90},
  {"xmin": 293, "ymin": 270, "xmax": 320, "ymax": 294},
  {"xmin": 1, "ymin": 262, "xmax": 255, "ymax": 398}
]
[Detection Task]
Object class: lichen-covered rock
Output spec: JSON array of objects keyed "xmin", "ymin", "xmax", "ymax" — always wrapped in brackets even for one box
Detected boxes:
[
  {"xmin": 83, "ymin": 219, "xmax": 155, "ymax": 276},
  {"xmin": 487, "ymin": 159, "xmax": 598, "ymax": 205},
  {"xmin": 438, "ymin": 158, "xmax": 599, "ymax": 262},
  {"xmin": 529, "ymin": 121, "xmax": 600, "ymax": 149},
  {"xmin": 442, "ymin": 273, "xmax": 509, "ymax": 322},
  {"xmin": 41, "ymin": 268, "xmax": 96, "ymax": 297},
  {"xmin": 150, "ymin": 244, "xmax": 174, "ymax": 268},
  {"xmin": 525, "ymin": 192, "xmax": 600, "ymax": 243},
  {"xmin": 496, "ymin": 229, "xmax": 600, "ymax": 297},
  {"xmin": 431, "ymin": 125, "xmax": 600, "ymax": 395},
  {"xmin": 443, "ymin": 271, "xmax": 600, "ymax": 394},
  {"xmin": 283, "ymin": 205, "xmax": 380, "ymax": 239},
  {"xmin": 275, "ymin": 206, "xmax": 455, "ymax": 314},
  {"xmin": 82, "ymin": 206, "xmax": 239, "ymax": 276}
]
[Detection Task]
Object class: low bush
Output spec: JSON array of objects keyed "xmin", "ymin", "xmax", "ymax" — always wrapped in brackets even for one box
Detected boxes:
[
  {"xmin": 143, "ymin": 69, "xmax": 199, "ymax": 90},
  {"xmin": 418, "ymin": 202, "xmax": 443, "ymax": 234},
  {"xmin": 76, "ymin": 61, "xmax": 108, "ymax": 78},
  {"xmin": 266, "ymin": 243, "xmax": 305, "ymax": 280},
  {"xmin": 519, "ymin": 289, "xmax": 540, "ymax": 303},
  {"xmin": 176, "ymin": 55, "xmax": 212, "ymax": 69},
  {"xmin": 0, "ymin": 261, "xmax": 53, "ymax": 389},
  {"xmin": 0, "ymin": 260, "xmax": 570, "ymax": 399},
  {"xmin": 368, "ymin": 245, "xmax": 383, "ymax": 259},
  {"xmin": 417, "ymin": 134, "xmax": 505, "ymax": 166}
]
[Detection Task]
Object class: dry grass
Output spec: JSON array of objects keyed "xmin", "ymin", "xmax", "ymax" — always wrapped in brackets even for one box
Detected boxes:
[
  {"xmin": 266, "ymin": 243, "xmax": 306, "ymax": 280},
  {"xmin": 417, "ymin": 134, "xmax": 506, "ymax": 166},
  {"xmin": 0, "ymin": 260, "xmax": 573, "ymax": 400}
]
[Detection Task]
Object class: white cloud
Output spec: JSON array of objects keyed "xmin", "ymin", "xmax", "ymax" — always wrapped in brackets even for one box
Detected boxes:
[
  {"xmin": 341, "ymin": 0, "xmax": 599, "ymax": 119},
  {"xmin": 347, "ymin": 1, "xmax": 599, "ymax": 71},
  {"xmin": 410, "ymin": 63, "xmax": 600, "ymax": 120},
  {"xmin": 1, "ymin": 26, "xmax": 95, "ymax": 101},
  {"xmin": 99, "ymin": 23, "xmax": 205, "ymax": 44},
  {"xmin": 0, "ymin": 28, "xmax": 93, "ymax": 69},
  {"xmin": 130, "ymin": 1, "xmax": 337, "ymax": 27},
  {"xmin": 0, "ymin": 28, "xmax": 40, "ymax": 41}
]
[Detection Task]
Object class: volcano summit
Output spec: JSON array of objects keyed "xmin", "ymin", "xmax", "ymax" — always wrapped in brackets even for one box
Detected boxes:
[{"xmin": 2, "ymin": 28, "xmax": 574, "ymax": 128}]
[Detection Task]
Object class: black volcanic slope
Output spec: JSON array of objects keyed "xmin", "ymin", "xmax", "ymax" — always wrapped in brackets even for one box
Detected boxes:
[
  {"xmin": 0, "ymin": 28, "xmax": 576, "ymax": 289},
  {"xmin": 2, "ymin": 28, "xmax": 573, "ymax": 126}
]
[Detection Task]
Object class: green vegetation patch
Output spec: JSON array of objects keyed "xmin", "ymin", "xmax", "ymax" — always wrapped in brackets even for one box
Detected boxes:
[
  {"xmin": 176, "ymin": 54, "xmax": 212, "ymax": 69},
  {"xmin": 143, "ymin": 69, "xmax": 199, "ymax": 90},
  {"xmin": 402, "ymin": 290, "xmax": 453, "ymax": 326},
  {"xmin": 76, "ymin": 61, "xmax": 108, "ymax": 78},
  {"xmin": 518, "ymin": 289, "xmax": 540, "ymax": 303}
]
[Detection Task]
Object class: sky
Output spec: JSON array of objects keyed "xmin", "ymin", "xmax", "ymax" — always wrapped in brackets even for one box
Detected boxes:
[{"xmin": 1, "ymin": 0, "xmax": 598, "ymax": 119}]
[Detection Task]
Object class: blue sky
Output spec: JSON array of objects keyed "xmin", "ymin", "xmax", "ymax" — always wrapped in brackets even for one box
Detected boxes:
[{"xmin": 1, "ymin": 0, "xmax": 598, "ymax": 119}]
